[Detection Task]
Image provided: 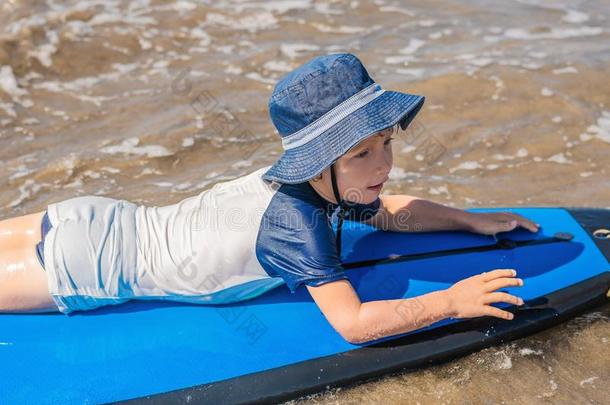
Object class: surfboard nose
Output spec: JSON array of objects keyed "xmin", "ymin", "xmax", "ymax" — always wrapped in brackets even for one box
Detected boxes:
[{"xmin": 564, "ymin": 207, "xmax": 610, "ymax": 264}]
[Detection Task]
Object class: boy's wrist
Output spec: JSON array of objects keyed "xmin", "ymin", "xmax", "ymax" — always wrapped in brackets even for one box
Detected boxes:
[
  {"xmin": 436, "ymin": 288, "xmax": 457, "ymax": 318},
  {"xmin": 453, "ymin": 210, "xmax": 476, "ymax": 232}
]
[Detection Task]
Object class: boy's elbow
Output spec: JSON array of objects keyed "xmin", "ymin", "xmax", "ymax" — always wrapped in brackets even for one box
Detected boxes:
[
  {"xmin": 342, "ymin": 332, "xmax": 363, "ymax": 345},
  {"xmin": 340, "ymin": 323, "xmax": 368, "ymax": 345}
]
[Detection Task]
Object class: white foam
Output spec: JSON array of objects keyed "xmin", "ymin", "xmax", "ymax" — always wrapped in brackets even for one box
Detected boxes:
[
  {"xmin": 491, "ymin": 153, "xmax": 511, "ymax": 161},
  {"xmin": 449, "ymin": 161, "xmax": 482, "ymax": 173},
  {"xmin": 428, "ymin": 28, "xmax": 453, "ymax": 40},
  {"xmin": 138, "ymin": 37, "xmax": 152, "ymax": 50},
  {"xmin": 562, "ymin": 10, "xmax": 589, "ymax": 24},
  {"xmin": 112, "ymin": 63, "xmax": 139, "ymax": 74},
  {"xmin": 419, "ymin": 20, "xmax": 436, "ymax": 27},
  {"xmin": 153, "ymin": 181, "xmax": 173, "ymax": 188},
  {"xmin": 173, "ymin": 1, "xmax": 197, "ymax": 11},
  {"xmin": 8, "ymin": 164, "xmax": 36, "ymax": 181},
  {"xmin": 231, "ymin": 159, "xmax": 254, "ymax": 169},
  {"xmin": 101, "ymin": 166, "xmax": 121, "ymax": 174},
  {"xmin": 182, "ymin": 137, "xmax": 195, "ymax": 148},
  {"xmin": 389, "ymin": 166, "xmax": 408, "ymax": 180},
  {"xmin": 580, "ymin": 376, "xmax": 599, "ymax": 387},
  {"xmin": 378, "ymin": 6, "xmax": 415, "ymax": 16},
  {"xmin": 579, "ymin": 111, "xmax": 610, "ymax": 143},
  {"xmin": 519, "ymin": 347, "xmax": 543, "ymax": 356},
  {"xmin": 244, "ymin": 72, "xmax": 275, "ymax": 84},
  {"xmin": 237, "ymin": 0, "xmax": 312, "ymax": 14},
  {"xmin": 225, "ymin": 64, "xmax": 243, "ymax": 75},
  {"xmin": 8, "ymin": 179, "xmax": 43, "ymax": 208},
  {"xmin": 552, "ymin": 66, "xmax": 578, "ymax": 74},
  {"xmin": 469, "ymin": 57, "xmax": 493, "ymax": 67},
  {"xmin": 528, "ymin": 51, "xmax": 547, "ymax": 59},
  {"xmin": 190, "ymin": 27, "xmax": 212, "ymax": 47},
  {"xmin": 489, "ymin": 75, "xmax": 505, "ymax": 100},
  {"xmin": 395, "ymin": 68, "xmax": 425, "ymax": 78},
  {"xmin": 88, "ymin": 13, "xmax": 158, "ymax": 26},
  {"xmin": 0, "ymin": 66, "xmax": 28, "ymax": 98},
  {"xmin": 280, "ymin": 43, "xmax": 321, "ymax": 59},
  {"xmin": 516, "ymin": 148, "xmax": 528, "ymax": 157},
  {"xmin": 429, "ymin": 185, "xmax": 449, "ymax": 195},
  {"xmin": 311, "ymin": 23, "xmax": 368, "ymax": 34},
  {"xmin": 100, "ymin": 137, "xmax": 173, "ymax": 158},
  {"xmin": 547, "ymin": 152, "xmax": 571, "ymax": 164},
  {"xmin": 384, "ymin": 55, "xmax": 415, "ymax": 65},
  {"xmin": 401, "ymin": 145, "xmax": 417, "ymax": 153},
  {"xmin": 494, "ymin": 351, "xmax": 513, "ymax": 370},
  {"xmin": 503, "ymin": 26, "xmax": 603, "ymax": 40},
  {"xmin": 313, "ymin": 2, "xmax": 344, "ymax": 15},
  {"xmin": 497, "ymin": 58, "xmax": 542, "ymax": 70},
  {"xmin": 541, "ymin": 87, "xmax": 554, "ymax": 97},
  {"xmin": 399, "ymin": 38, "xmax": 426, "ymax": 55},
  {"xmin": 205, "ymin": 11, "xmax": 278, "ymax": 33},
  {"xmin": 263, "ymin": 60, "xmax": 293, "ymax": 72}
]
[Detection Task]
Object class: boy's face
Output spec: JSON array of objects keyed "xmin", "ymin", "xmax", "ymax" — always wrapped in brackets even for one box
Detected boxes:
[{"xmin": 309, "ymin": 126, "xmax": 395, "ymax": 205}]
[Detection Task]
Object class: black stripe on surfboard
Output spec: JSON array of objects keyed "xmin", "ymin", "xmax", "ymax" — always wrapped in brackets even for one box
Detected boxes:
[{"xmin": 341, "ymin": 232, "xmax": 574, "ymax": 270}]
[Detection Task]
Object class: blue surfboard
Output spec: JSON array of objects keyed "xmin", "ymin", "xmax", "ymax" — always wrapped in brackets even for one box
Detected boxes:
[{"xmin": 1, "ymin": 207, "xmax": 609, "ymax": 404}]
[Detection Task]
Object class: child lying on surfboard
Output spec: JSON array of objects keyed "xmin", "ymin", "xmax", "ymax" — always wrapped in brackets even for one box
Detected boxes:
[{"xmin": 0, "ymin": 53, "xmax": 539, "ymax": 344}]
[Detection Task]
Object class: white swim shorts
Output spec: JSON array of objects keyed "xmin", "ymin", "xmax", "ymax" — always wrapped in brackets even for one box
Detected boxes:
[{"xmin": 43, "ymin": 195, "xmax": 139, "ymax": 314}]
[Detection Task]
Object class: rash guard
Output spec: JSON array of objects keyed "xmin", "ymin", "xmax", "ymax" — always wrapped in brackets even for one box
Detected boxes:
[{"xmin": 132, "ymin": 165, "xmax": 381, "ymax": 304}]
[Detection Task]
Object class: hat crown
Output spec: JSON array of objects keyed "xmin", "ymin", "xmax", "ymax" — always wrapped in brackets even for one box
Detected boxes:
[{"xmin": 268, "ymin": 53, "xmax": 375, "ymax": 137}]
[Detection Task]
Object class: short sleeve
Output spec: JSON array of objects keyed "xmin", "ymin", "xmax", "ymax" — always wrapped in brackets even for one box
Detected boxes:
[
  {"xmin": 342, "ymin": 197, "xmax": 381, "ymax": 222},
  {"xmin": 255, "ymin": 187, "xmax": 350, "ymax": 294}
]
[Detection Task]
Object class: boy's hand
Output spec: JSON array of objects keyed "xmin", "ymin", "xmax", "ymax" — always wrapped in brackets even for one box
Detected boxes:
[
  {"xmin": 444, "ymin": 269, "xmax": 524, "ymax": 320},
  {"xmin": 464, "ymin": 211, "xmax": 540, "ymax": 235}
]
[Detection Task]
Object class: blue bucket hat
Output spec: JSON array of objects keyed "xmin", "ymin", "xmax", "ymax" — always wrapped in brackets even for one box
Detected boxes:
[{"xmin": 262, "ymin": 53, "xmax": 425, "ymax": 185}]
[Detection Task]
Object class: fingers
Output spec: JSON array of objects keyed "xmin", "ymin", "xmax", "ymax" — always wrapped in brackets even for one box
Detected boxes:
[
  {"xmin": 504, "ymin": 213, "xmax": 540, "ymax": 232},
  {"xmin": 481, "ymin": 269, "xmax": 516, "ymax": 282},
  {"xmin": 483, "ymin": 292, "xmax": 524, "ymax": 306},
  {"xmin": 485, "ymin": 276, "xmax": 524, "ymax": 291},
  {"xmin": 483, "ymin": 306, "xmax": 515, "ymax": 320}
]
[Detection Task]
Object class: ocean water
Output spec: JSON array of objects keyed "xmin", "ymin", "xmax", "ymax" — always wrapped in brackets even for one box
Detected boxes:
[{"xmin": 0, "ymin": 0, "xmax": 608, "ymax": 403}]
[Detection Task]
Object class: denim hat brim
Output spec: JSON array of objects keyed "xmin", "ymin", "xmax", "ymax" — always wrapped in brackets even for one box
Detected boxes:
[{"xmin": 262, "ymin": 90, "xmax": 425, "ymax": 184}]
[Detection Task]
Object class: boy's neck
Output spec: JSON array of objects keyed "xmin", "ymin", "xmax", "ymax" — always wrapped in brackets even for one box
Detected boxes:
[{"xmin": 307, "ymin": 180, "xmax": 339, "ymax": 206}]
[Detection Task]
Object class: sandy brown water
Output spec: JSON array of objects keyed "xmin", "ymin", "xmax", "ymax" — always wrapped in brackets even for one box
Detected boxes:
[{"xmin": 1, "ymin": 0, "xmax": 608, "ymax": 403}]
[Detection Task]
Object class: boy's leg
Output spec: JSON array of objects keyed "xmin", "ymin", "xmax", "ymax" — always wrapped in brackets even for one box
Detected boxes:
[
  {"xmin": 0, "ymin": 211, "xmax": 46, "ymax": 251},
  {"xmin": 0, "ymin": 212, "xmax": 59, "ymax": 313}
]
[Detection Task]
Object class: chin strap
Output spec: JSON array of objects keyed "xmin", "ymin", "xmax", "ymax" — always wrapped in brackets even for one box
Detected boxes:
[{"xmin": 330, "ymin": 163, "xmax": 345, "ymax": 258}]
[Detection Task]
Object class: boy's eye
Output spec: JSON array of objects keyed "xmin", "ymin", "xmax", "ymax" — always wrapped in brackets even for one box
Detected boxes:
[{"xmin": 355, "ymin": 138, "xmax": 394, "ymax": 158}]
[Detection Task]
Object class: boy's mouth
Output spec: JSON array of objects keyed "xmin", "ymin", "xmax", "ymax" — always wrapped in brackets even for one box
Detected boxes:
[
  {"xmin": 367, "ymin": 176, "xmax": 388, "ymax": 191},
  {"xmin": 367, "ymin": 179, "xmax": 387, "ymax": 191}
]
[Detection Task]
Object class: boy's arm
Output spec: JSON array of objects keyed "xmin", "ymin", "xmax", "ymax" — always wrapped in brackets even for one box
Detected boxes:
[
  {"xmin": 306, "ymin": 280, "xmax": 452, "ymax": 344},
  {"xmin": 364, "ymin": 194, "xmax": 539, "ymax": 234},
  {"xmin": 363, "ymin": 194, "xmax": 471, "ymax": 232},
  {"xmin": 306, "ymin": 269, "xmax": 523, "ymax": 344}
]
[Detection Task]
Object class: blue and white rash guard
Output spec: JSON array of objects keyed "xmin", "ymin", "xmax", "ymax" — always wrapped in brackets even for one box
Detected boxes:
[{"xmin": 132, "ymin": 165, "xmax": 381, "ymax": 305}]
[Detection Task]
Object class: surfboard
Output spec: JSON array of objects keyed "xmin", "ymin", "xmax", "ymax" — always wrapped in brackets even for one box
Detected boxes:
[{"xmin": 1, "ymin": 207, "xmax": 609, "ymax": 404}]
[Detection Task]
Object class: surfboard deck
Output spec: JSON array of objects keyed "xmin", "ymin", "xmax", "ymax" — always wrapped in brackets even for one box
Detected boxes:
[{"xmin": 1, "ymin": 207, "xmax": 609, "ymax": 404}]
